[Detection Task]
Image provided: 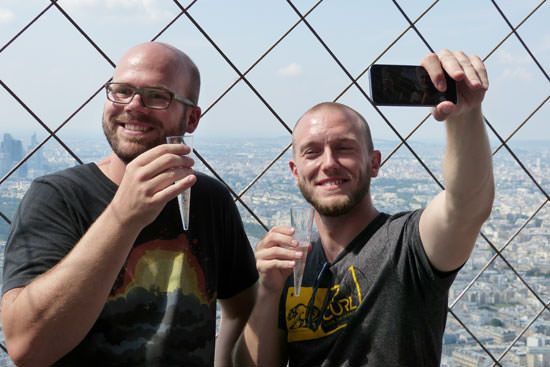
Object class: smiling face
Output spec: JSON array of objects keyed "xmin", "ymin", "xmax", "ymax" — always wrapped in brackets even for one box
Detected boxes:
[
  {"xmin": 102, "ymin": 42, "xmax": 201, "ymax": 163},
  {"xmin": 289, "ymin": 103, "xmax": 380, "ymax": 217}
]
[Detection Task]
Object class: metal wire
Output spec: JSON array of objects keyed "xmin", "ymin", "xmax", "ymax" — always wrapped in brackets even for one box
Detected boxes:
[
  {"xmin": 490, "ymin": 0, "xmax": 549, "ymax": 82},
  {"xmin": 0, "ymin": 0, "xmax": 547, "ymax": 364}
]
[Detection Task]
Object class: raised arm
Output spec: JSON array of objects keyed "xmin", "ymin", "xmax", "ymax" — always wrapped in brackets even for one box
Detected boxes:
[
  {"xmin": 1, "ymin": 144, "xmax": 194, "ymax": 366},
  {"xmin": 234, "ymin": 226, "xmax": 302, "ymax": 367},
  {"xmin": 419, "ymin": 49, "xmax": 495, "ymax": 272}
]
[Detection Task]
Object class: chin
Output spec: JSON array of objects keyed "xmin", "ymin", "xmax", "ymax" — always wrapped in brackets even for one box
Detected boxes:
[
  {"xmin": 311, "ymin": 197, "xmax": 353, "ymax": 217},
  {"xmin": 109, "ymin": 137, "xmax": 158, "ymax": 164},
  {"xmin": 299, "ymin": 178, "xmax": 369, "ymax": 217}
]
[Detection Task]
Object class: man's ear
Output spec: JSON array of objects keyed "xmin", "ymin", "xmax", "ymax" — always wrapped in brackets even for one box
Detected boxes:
[
  {"xmin": 370, "ymin": 150, "xmax": 382, "ymax": 177},
  {"xmin": 186, "ymin": 106, "xmax": 202, "ymax": 133},
  {"xmin": 289, "ymin": 160, "xmax": 299, "ymax": 181}
]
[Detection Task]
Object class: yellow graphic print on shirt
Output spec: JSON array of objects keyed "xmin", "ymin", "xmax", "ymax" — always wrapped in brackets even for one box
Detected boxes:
[
  {"xmin": 286, "ymin": 265, "xmax": 363, "ymax": 342},
  {"xmin": 108, "ymin": 235, "xmax": 210, "ymax": 304}
]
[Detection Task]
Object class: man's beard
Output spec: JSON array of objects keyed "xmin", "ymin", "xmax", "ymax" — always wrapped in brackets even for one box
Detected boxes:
[
  {"xmin": 298, "ymin": 173, "xmax": 370, "ymax": 217},
  {"xmin": 102, "ymin": 114, "xmax": 177, "ymax": 164}
]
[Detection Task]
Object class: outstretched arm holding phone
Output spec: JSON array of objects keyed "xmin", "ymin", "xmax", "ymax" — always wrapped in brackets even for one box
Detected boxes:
[{"xmin": 419, "ymin": 49, "xmax": 494, "ymax": 272}]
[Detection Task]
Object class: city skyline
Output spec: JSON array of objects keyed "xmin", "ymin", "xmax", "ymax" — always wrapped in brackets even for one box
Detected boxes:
[{"xmin": 0, "ymin": 134, "xmax": 548, "ymax": 366}]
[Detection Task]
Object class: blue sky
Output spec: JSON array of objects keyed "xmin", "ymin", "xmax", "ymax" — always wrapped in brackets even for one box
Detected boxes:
[{"xmin": 0, "ymin": 0, "xmax": 548, "ymax": 148}]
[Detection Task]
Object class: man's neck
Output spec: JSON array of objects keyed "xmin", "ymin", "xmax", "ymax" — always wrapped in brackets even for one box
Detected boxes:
[
  {"xmin": 96, "ymin": 152, "xmax": 126, "ymax": 185},
  {"xmin": 316, "ymin": 198, "xmax": 379, "ymax": 263}
]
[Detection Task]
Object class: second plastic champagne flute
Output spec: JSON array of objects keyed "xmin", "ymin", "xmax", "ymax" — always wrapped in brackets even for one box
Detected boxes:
[
  {"xmin": 290, "ymin": 206, "xmax": 314, "ymax": 296},
  {"xmin": 166, "ymin": 134, "xmax": 193, "ymax": 231}
]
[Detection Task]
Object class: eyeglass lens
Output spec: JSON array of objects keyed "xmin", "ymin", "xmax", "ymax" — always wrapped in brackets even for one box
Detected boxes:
[{"xmin": 107, "ymin": 84, "xmax": 173, "ymax": 109}]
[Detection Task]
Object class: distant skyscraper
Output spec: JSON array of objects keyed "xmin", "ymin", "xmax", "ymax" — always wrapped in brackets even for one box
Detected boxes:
[
  {"xmin": 0, "ymin": 133, "xmax": 26, "ymax": 178},
  {"xmin": 26, "ymin": 132, "xmax": 48, "ymax": 174}
]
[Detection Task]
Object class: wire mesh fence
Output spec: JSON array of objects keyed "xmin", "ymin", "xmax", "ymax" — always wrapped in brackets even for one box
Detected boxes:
[{"xmin": 0, "ymin": 1, "xmax": 548, "ymax": 366}]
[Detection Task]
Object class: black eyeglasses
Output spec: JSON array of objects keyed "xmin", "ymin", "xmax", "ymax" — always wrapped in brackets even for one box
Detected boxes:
[
  {"xmin": 306, "ymin": 262, "xmax": 334, "ymax": 331},
  {"xmin": 105, "ymin": 82, "xmax": 196, "ymax": 110}
]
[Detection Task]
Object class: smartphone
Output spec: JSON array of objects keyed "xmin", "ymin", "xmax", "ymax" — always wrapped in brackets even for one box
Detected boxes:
[{"xmin": 369, "ymin": 64, "xmax": 457, "ymax": 106}]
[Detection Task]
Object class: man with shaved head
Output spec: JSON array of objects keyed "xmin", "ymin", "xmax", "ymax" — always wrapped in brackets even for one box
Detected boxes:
[
  {"xmin": 2, "ymin": 42, "xmax": 258, "ymax": 366},
  {"xmin": 236, "ymin": 50, "xmax": 495, "ymax": 366}
]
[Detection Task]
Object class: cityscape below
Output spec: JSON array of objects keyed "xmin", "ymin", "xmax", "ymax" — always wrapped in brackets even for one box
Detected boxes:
[{"xmin": 0, "ymin": 132, "xmax": 548, "ymax": 367}]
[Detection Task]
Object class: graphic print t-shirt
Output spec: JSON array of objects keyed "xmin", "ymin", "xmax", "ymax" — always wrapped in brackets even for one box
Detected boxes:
[
  {"xmin": 3, "ymin": 163, "xmax": 258, "ymax": 366},
  {"xmin": 279, "ymin": 211, "xmax": 457, "ymax": 367}
]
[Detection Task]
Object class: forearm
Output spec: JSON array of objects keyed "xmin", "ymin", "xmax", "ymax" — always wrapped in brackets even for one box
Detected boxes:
[
  {"xmin": 235, "ymin": 286, "xmax": 285, "ymax": 367},
  {"xmin": 2, "ymin": 204, "xmax": 142, "ymax": 366},
  {"xmin": 215, "ymin": 314, "xmax": 244, "ymax": 367},
  {"xmin": 215, "ymin": 284, "xmax": 257, "ymax": 367},
  {"xmin": 443, "ymin": 106, "xmax": 494, "ymax": 221}
]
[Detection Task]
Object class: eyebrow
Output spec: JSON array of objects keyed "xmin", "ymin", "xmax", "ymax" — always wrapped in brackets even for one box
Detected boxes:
[{"xmin": 298, "ymin": 136, "xmax": 359, "ymax": 151}]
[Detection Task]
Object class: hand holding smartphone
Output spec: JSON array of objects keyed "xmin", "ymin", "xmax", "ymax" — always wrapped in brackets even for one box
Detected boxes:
[{"xmin": 369, "ymin": 64, "xmax": 457, "ymax": 106}]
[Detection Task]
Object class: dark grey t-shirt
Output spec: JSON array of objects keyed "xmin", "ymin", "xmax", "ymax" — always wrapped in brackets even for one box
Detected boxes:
[
  {"xmin": 279, "ymin": 211, "xmax": 457, "ymax": 367},
  {"xmin": 3, "ymin": 163, "xmax": 258, "ymax": 366}
]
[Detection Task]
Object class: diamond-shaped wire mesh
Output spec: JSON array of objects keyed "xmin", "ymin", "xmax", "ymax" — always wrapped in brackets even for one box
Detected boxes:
[{"xmin": 0, "ymin": 1, "xmax": 548, "ymax": 366}]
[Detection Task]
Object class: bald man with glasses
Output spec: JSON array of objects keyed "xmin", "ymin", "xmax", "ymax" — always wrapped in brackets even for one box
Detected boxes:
[{"xmin": 2, "ymin": 42, "xmax": 258, "ymax": 367}]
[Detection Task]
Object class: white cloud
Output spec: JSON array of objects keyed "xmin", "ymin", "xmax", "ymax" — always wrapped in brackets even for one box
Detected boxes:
[
  {"xmin": 278, "ymin": 63, "xmax": 302, "ymax": 77},
  {"xmin": 61, "ymin": 0, "xmax": 99, "ymax": 10},
  {"xmin": 105, "ymin": 0, "xmax": 148, "ymax": 11},
  {"xmin": 495, "ymin": 49, "xmax": 530, "ymax": 65},
  {"xmin": 0, "ymin": 8, "xmax": 15, "ymax": 24},
  {"xmin": 61, "ymin": 0, "xmax": 171, "ymax": 22},
  {"xmin": 499, "ymin": 67, "xmax": 534, "ymax": 82},
  {"xmin": 494, "ymin": 47, "xmax": 545, "ymax": 81}
]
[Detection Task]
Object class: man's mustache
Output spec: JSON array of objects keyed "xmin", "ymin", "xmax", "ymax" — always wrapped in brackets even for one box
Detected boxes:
[{"xmin": 115, "ymin": 113, "xmax": 160, "ymax": 126}]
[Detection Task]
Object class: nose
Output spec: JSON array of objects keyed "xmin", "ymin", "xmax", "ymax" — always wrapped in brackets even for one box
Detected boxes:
[
  {"xmin": 320, "ymin": 148, "xmax": 339, "ymax": 172},
  {"xmin": 125, "ymin": 92, "xmax": 146, "ymax": 109}
]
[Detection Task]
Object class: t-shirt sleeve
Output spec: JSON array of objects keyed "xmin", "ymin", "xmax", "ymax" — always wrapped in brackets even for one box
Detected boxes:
[
  {"xmin": 215, "ymin": 185, "xmax": 259, "ymax": 299},
  {"xmin": 2, "ymin": 179, "xmax": 80, "ymax": 294},
  {"xmin": 393, "ymin": 209, "xmax": 458, "ymax": 295}
]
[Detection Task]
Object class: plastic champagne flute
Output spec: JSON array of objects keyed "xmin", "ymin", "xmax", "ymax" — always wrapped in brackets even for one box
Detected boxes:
[
  {"xmin": 290, "ymin": 206, "xmax": 314, "ymax": 296},
  {"xmin": 166, "ymin": 134, "xmax": 193, "ymax": 231}
]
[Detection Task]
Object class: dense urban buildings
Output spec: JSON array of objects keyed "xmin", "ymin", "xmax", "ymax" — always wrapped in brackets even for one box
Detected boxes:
[{"xmin": 0, "ymin": 133, "xmax": 548, "ymax": 366}]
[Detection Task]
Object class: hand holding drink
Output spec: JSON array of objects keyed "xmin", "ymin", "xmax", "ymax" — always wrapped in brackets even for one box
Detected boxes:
[
  {"xmin": 290, "ymin": 206, "xmax": 314, "ymax": 296},
  {"xmin": 166, "ymin": 135, "xmax": 193, "ymax": 231}
]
